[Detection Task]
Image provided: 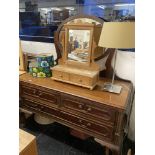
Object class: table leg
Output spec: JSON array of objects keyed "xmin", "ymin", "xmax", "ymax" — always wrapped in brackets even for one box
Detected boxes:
[
  {"xmin": 105, "ymin": 147, "xmax": 110, "ymax": 155},
  {"xmin": 112, "ymin": 150, "xmax": 120, "ymax": 155}
]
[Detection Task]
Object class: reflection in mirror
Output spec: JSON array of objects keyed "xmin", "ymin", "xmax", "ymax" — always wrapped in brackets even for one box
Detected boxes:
[{"xmin": 68, "ymin": 29, "xmax": 90, "ymax": 63}]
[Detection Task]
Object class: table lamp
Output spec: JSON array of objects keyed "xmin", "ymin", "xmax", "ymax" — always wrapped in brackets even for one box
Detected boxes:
[{"xmin": 98, "ymin": 22, "xmax": 135, "ymax": 93}]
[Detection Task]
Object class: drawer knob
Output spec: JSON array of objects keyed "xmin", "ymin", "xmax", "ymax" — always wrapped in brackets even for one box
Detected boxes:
[
  {"xmin": 87, "ymin": 107, "xmax": 92, "ymax": 112},
  {"xmin": 32, "ymin": 104, "xmax": 38, "ymax": 107},
  {"xmin": 79, "ymin": 119, "xmax": 82, "ymax": 123},
  {"xmin": 78, "ymin": 105, "xmax": 83, "ymax": 109},
  {"xmin": 81, "ymin": 124, "xmax": 86, "ymax": 128},
  {"xmin": 33, "ymin": 90, "xmax": 36, "ymax": 94},
  {"xmin": 87, "ymin": 123, "xmax": 91, "ymax": 127},
  {"xmin": 38, "ymin": 92, "xmax": 42, "ymax": 96},
  {"xmin": 79, "ymin": 79, "xmax": 82, "ymax": 82},
  {"xmin": 40, "ymin": 106, "xmax": 44, "ymax": 110}
]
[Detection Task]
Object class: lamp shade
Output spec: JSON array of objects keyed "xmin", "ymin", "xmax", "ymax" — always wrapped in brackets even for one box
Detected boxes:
[{"xmin": 98, "ymin": 22, "xmax": 135, "ymax": 49}]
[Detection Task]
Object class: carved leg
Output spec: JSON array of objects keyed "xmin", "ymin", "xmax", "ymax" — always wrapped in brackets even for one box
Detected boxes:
[
  {"xmin": 19, "ymin": 112, "xmax": 26, "ymax": 127},
  {"xmin": 105, "ymin": 147, "xmax": 110, "ymax": 155}
]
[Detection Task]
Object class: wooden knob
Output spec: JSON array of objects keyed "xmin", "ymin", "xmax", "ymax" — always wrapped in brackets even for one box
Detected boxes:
[
  {"xmin": 78, "ymin": 104, "xmax": 82, "ymax": 109},
  {"xmin": 79, "ymin": 79, "xmax": 82, "ymax": 82},
  {"xmin": 38, "ymin": 92, "xmax": 42, "ymax": 96},
  {"xmin": 79, "ymin": 119, "xmax": 82, "ymax": 123},
  {"xmin": 37, "ymin": 108, "xmax": 41, "ymax": 111},
  {"xmin": 81, "ymin": 124, "xmax": 86, "ymax": 128},
  {"xmin": 40, "ymin": 106, "xmax": 44, "ymax": 110},
  {"xmin": 87, "ymin": 107, "xmax": 92, "ymax": 112},
  {"xmin": 32, "ymin": 104, "xmax": 37, "ymax": 107},
  {"xmin": 87, "ymin": 123, "xmax": 91, "ymax": 127},
  {"xmin": 33, "ymin": 90, "xmax": 36, "ymax": 94}
]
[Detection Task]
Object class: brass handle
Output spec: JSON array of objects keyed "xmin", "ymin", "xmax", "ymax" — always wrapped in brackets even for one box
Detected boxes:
[{"xmin": 59, "ymin": 75, "xmax": 63, "ymax": 78}]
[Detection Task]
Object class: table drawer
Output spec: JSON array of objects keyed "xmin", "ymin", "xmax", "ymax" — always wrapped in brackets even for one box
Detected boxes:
[
  {"xmin": 76, "ymin": 119, "xmax": 114, "ymax": 141},
  {"xmin": 61, "ymin": 94, "xmax": 116, "ymax": 125},
  {"xmin": 21, "ymin": 98, "xmax": 114, "ymax": 141},
  {"xmin": 85, "ymin": 103, "xmax": 116, "ymax": 125},
  {"xmin": 21, "ymin": 85, "xmax": 60, "ymax": 106}
]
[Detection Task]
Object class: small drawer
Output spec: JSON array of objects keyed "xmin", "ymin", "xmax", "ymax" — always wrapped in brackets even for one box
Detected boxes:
[
  {"xmin": 70, "ymin": 74, "xmax": 90, "ymax": 86},
  {"xmin": 53, "ymin": 70, "xmax": 69, "ymax": 81}
]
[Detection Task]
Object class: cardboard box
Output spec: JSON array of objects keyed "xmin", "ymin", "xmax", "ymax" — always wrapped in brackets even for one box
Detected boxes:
[{"xmin": 19, "ymin": 129, "xmax": 38, "ymax": 155}]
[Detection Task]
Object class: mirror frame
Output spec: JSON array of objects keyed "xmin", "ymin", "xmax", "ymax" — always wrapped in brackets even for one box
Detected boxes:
[{"xmin": 63, "ymin": 23, "xmax": 94, "ymax": 67}]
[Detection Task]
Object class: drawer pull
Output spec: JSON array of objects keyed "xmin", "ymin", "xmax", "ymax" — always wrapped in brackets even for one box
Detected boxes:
[
  {"xmin": 87, "ymin": 123, "xmax": 91, "ymax": 127},
  {"xmin": 38, "ymin": 92, "xmax": 42, "ymax": 96},
  {"xmin": 81, "ymin": 124, "xmax": 86, "ymax": 128},
  {"xmin": 31, "ymin": 104, "xmax": 38, "ymax": 107},
  {"xmin": 78, "ymin": 104, "xmax": 83, "ymax": 109},
  {"xmin": 33, "ymin": 90, "xmax": 37, "ymax": 94},
  {"xmin": 87, "ymin": 107, "xmax": 92, "ymax": 112},
  {"xmin": 40, "ymin": 106, "xmax": 44, "ymax": 110},
  {"xmin": 59, "ymin": 75, "xmax": 63, "ymax": 78},
  {"xmin": 79, "ymin": 119, "xmax": 82, "ymax": 123},
  {"xmin": 79, "ymin": 79, "xmax": 82, "ymax": 82},
  {"xmin": 37, "ymin": 108, "xmax": 41, "ymax": 111},
  {"xmin": 115, "ymin": 132, "xmax": 120, "ymax": 136}
]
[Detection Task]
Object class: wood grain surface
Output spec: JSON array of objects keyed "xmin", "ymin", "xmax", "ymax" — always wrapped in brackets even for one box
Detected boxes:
[{"xmin": 20, "ymin": 73, "xmax": 132, "ymax": 110}]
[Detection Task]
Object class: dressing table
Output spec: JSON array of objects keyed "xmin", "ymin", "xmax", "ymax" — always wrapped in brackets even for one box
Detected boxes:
[{"xmin": 20, "ymin": 73, "xmax": 133, "ymax": 155}]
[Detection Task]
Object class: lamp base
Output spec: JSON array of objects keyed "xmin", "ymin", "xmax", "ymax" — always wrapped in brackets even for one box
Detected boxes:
[{"xmin": 101, "ymin": 83, "xmax": 122, "ymax": 94}]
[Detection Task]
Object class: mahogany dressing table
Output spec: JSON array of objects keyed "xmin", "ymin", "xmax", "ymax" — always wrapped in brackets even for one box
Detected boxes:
[{"xmin": 19, "ymin": 73, "xmax": 133, "ymax": 155}]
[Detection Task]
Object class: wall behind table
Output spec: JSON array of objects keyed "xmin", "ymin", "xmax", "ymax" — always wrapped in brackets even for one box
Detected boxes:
[{"xmin": 20, "ymin": 40, "xmax": 57, "ymax": 60}]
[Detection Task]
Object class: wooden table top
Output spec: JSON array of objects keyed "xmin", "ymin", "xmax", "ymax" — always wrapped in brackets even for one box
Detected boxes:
[
  {"xmin": 19, "ymin": 129, "xmax": 36, "ymax": 153},
  {"xmin": 20, "ymin": 73, "xmax": 133, "ymax": 110}
]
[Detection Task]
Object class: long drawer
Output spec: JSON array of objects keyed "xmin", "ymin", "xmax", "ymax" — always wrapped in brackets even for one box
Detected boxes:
[
  {"xmin": 20, "ymin": 83, "xmax": 116, "ymax": 126},
  {"xmin": 61, "ymin": 94, "xmax": 116, "ymax": 125},
  {"xmin": 21, "ymin": 98, "xmax": 114, "ymax": 141},
  {"xmin": 20, "ymin": 83, "xmax": 60, "ymax": 107}
]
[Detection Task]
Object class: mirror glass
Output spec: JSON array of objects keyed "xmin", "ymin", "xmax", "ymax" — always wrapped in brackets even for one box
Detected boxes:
[{"xmin": 67, "ymin": 29, "xmax": 90, "ymax": 63}]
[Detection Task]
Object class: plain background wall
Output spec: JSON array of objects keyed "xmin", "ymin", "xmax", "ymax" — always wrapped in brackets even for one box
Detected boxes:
[{"xmin": 20, "ymin": 40, "xmax": 57, "ymax": 60}]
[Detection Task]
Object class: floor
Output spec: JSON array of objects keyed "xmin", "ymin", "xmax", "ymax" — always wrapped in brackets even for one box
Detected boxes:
[{"xmin": 20, "ymin": 114, "xmax": 135, "ymax": 155}]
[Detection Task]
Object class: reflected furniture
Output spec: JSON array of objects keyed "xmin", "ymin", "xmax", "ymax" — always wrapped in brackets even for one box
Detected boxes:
[{"xmin": 20, "ymin": 73, "xmax": 133, "ymax": 155}]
